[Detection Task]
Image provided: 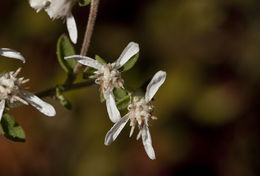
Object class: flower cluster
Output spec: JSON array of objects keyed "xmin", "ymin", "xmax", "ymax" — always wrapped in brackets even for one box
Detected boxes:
[
  {"xmin": 65, "ymin": 42, "xmax": 140, "ymax": 123},
  {"xmin": 66, "ymin": 43, "xmax": 166, "ymax": 159},
  {"xmin": 1, "ymin": 1, "xmax": 168, "ymax": 160}
]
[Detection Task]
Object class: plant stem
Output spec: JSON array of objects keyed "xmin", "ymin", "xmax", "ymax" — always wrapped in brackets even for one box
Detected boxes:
[
  {"xmin": 73, "ymin": 0, "xmax": 100, "ymax": 74},
  {"xmin": 36, "ymin": 80, "xmax": 95, "ymax": 98}
]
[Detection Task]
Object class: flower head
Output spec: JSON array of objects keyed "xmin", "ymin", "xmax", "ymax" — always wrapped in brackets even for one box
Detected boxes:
[
  {"xmin": 104, "ymin": 70, "xmax": 166, "ymax": 160},
  {"xmin": 29, "ymin": 0, "xmax": 78, "ymax": 44},
  {"xmin": 0, "ymin": 68, "xmax": 56, "ymax": 121},
  {"xmin": 0, "ymin": 48, "xmax": 25, "ymax": 63},
  {"xmin": 65, "ymin": 42, "xmax": 139, "ymax": 123}
]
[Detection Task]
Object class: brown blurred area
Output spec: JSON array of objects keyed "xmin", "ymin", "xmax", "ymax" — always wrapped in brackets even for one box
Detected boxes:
[{"xmin": 1, "ymin": 0, "xmax": 260, "ymax": 175}]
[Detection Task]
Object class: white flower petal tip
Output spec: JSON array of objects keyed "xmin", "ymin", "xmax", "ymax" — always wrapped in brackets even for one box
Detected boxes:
[
  {"xmin": 104, "ymin": 114, "xmax": 130, "ymax": 146},
  {"xmin": 105, "ymin": 93, "xmax": 121, "ymax": 123},
  {"xmin": 29, "ymin": 0, "xmax": 49, "ymax": 12},
  {"xmin": 20, "ymin": 90, "xmax": 56, "ymax": 117},
  {"xmin": 117, "ymin": 42, "xmax": 140, "ymax": 67},
  {"xmin": 64, "ymin": 55, "xmax": 102, "ymax": 70},
  {"xmin": 142, "ymin": 125, "xmax": 156, "ymax": 160},
  {"xmin": 0, "ymin": 100, "xmax": 5, "ymax": 121},
  {"xmin": 0, "ymin": 48, "xmax": 26, "ymax": 63},
  {"xmin": 66, "ymin": 14, "xmax": 78, "ymax": 44},
  {"xmin": 145, "ymin": 70, "xmax": 167, "ymax": 102}
]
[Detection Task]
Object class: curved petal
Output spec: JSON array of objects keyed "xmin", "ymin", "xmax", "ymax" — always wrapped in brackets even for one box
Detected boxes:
[
  {"xmin": 0, "ymin": 100, "xmax": 5, "ymax": 121},
  {"xmin": 104, "ymin": 114, "xmax": 130, "ymax": 146},
  {"xmin": 0, "ymin": 48, "xmax": 25, "ymax": 63},
  {"xmin": 141, "ymin": 125, "xmax": 156, "ymax": 160},
  {"xmin": 19, "ymin": 90, "xmax": 56, "ymax": 117},
  {"xmin": 145, "ymin": 70, "xmax": 166, "ymax": 102},
  {"xmin": 66, "ymin": 13, "xmax": 78, "ymax": 44},
  {"xmin": 65, "ymin": 55, "xmax": 102, "ymax": 70},
  {"xmin": 116, "ymin": 42, "xmax": 139, "ymax": 68},
  {"xmin": 105, "ymin": 93, "xmax": 121, "ymax": 123},
  {"xmin": 29, "ymin": 0, "xmax": 49, "ymax": 12}
]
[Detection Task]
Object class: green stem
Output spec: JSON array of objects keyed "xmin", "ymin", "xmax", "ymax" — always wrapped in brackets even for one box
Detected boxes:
[{"xmin": 36, "ymin": 80, "xmax": 95, "ymax": 98}]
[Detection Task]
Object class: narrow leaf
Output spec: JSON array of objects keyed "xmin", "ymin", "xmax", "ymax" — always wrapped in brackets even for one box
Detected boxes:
[
  {"xmin": 95, "ymin": 55, "xmax": 106, "ymax": 65},
  {"xmin": 0, "ymin": 113, "xmax": 25, "ymax": 142},
  {"xmin": 119, "ymin": 53, "xmax": 139, "ymax": 72},
  {"xmin": 57, "ymin": 34, "xmax": 77, "ymax": 73}
]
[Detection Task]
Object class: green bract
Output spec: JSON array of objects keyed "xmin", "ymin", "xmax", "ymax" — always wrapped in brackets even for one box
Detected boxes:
[{"xmin": 0, "ymin": 113, "xmax": 26, "ymax": 142}]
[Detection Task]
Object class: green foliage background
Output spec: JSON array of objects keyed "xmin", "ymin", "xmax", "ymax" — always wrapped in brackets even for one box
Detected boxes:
[{"xmin": 0, "ymin": 0, "xmax": 260, "ymax": 175}]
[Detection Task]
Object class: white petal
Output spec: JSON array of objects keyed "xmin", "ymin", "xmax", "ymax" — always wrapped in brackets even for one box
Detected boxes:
[
  {"xmin": 145, "ymin": 70, "xmax": 166, "ymax": 102},
  {"xmin": 29, "ymin": 0, "xmax": 49, "ymax": 12},
  {"xmin": 105, "ymin": 93, "xmax": 121, "ymax": 123},
  {"xmin": 0, "ymin": 100, "xmax": 5, "ymax": 122},
  {"xmin": 66, "ymin": 13, "xmax": 78, "ymax": 44},
  {"xmin": 19, "ymin": 90, "xmax": 56, "ymax": 117},
  {"xmin": 116, "ymin": 42, "xmax": 139, "ymax": 68},
  {"xmin": 65, "ymin": 55, "xmax": 102, "ymax": 70},
  {"xmin": 104, "ymin": 114, "xmax": 130, "ymax": 146},
  {"xmin": 0, "ymin": 48, "xmax": 25, "ymax": 63},
  {"xmin": 141, "ymin": 125, "xmax": 156, "ymax": 160}
]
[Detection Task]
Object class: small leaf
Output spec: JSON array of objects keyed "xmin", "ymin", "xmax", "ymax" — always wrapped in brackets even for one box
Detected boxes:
[
  {"xmin": 83, "ymin": 67, "xmax": 96, "ymax": 79},
  {"xmin": 100, "ymin": 92, "xmax": 105, "ymax": 103},
  {"xmin": 79, "ymin": 0, "xmax": 91, "ymax": 6},
  {"xmin": 119, "ymin": 53, "xmax": 139, "ymax": 72},
  {"xmin": 0, "ymin": 113, "xmax": 25, "ymax": 142},
  {"xmin": 113, "ymin": 88, "xmax": 128, "ymax": 101},
  {"xmin": 57, "ymin": 34, "xmax": 77, "ymax": 73},
  {"xmin": 113, "ymin": 88, "xmax": 131, "ymax": 110},
  {"xmin": 56, "ymin": 87, "xmax": 72, "ymax": 110},
  {"xmin": 116, "ymin": 95, "xmax": 131, "ymax": 110},
  {"xmin": 95, "ymin": 55, "xmax": 106, "ymax": 65}
]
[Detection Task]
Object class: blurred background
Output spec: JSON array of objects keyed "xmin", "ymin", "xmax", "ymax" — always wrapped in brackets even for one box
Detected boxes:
[{"xmin": 0, "ymin": 0, "xmax": 260, "ymax": 175}]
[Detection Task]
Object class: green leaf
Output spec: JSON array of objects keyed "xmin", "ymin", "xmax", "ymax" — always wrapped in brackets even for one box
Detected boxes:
[
  {"xmin": 113, "ymin": 88, "xmax": 128, "ymax": 101},
  {"xmin": 100, "ymin": 92, "xmax": 105, "ymax": 103},
  {"xmin": 95, "ymin": 55, "xmax": 106, "ymax": 65},
  {"xmin": 119, "ymin": 53, "xmax": 139, "ymax": 72},
  {"xmin": 83, "ymin": 67, "xmax": 96, "ymax": 79},
  {"xmin": 57, "ymin": 34, "xmax": 77, "ymax": 74},
  {"xmin": 79, "ymin": 0, "xmax": 91, "ymax": 6},
  {"xmin": 116, "ymin": 95, "xmax": 131, "ymax": 110},
  {"xmin": 113, "ymin": 88, "xmax": 131, "ymax": 110},
  {"xmin": 56, "ymin": 87, "xmax": 72, "ymax": 110},
  {"xmin": 0, "ymin": 113, "xmax": 25, "ymax": 142}
]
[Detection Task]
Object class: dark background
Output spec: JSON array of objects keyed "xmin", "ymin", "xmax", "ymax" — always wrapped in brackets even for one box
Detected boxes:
[{"xmin": 0, "ymin": 0, "xmax": 260, "ymax": 175}]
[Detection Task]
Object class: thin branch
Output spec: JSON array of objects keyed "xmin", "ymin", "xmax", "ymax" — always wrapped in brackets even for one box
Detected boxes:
[
  {"xmin": 36, "ymin": 80, "xmax": 95, "ymax": 98},
  {"xmin": 74, "ymin": 0, "xmax": 100, "ymax": 74}
]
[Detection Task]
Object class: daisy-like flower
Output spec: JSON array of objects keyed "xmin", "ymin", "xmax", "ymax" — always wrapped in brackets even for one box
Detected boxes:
[
  {"xmin": 65, "ymin": 42, "xmax": 139, "ymax": 123},
  {"xmin": 0, "ymin": 68, "xmax": 56, "ymax": 121},
  {"xmin": 29, "ymin": 0, "xmax": 78, "ymax": 44},
  {"xmin": 104, "ymin": 70, "xmax": 166, "ymax": 160},
  {"xmin": 0, "ymin": 48, "xmax": 25, "ymax": 63}
]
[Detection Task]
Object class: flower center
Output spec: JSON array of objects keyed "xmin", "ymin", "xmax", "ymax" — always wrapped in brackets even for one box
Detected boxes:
[
  {"xmin": 0, "ymin": 73, "xmax": 18, "ymax": 100},
  {"xmin": 96, "ymin": 64, "xmax": 123, "ymax": 94},
  {"xmin": 128, "ymin": 98, "xmax": 154, "ymax": 127}
]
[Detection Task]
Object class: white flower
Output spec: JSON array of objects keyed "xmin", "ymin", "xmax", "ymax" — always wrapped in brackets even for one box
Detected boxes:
[
  {"xmin": 0, "ymin": 48, "xmax": 25, "ymax": 63},
  {"xmin": 104, "ymin": 71, "xmax": 166, "ymax": 160},
  {"xmin": 65, "ymin": 42, "xmax": 139, "ymax": 123},
  {"xmin": 29, "ymin": 0, "xmax": 78, "ymax": 44},
  {"xmin": 0, "ymin": 68, "xmax": 56, "ymax": 121}
]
